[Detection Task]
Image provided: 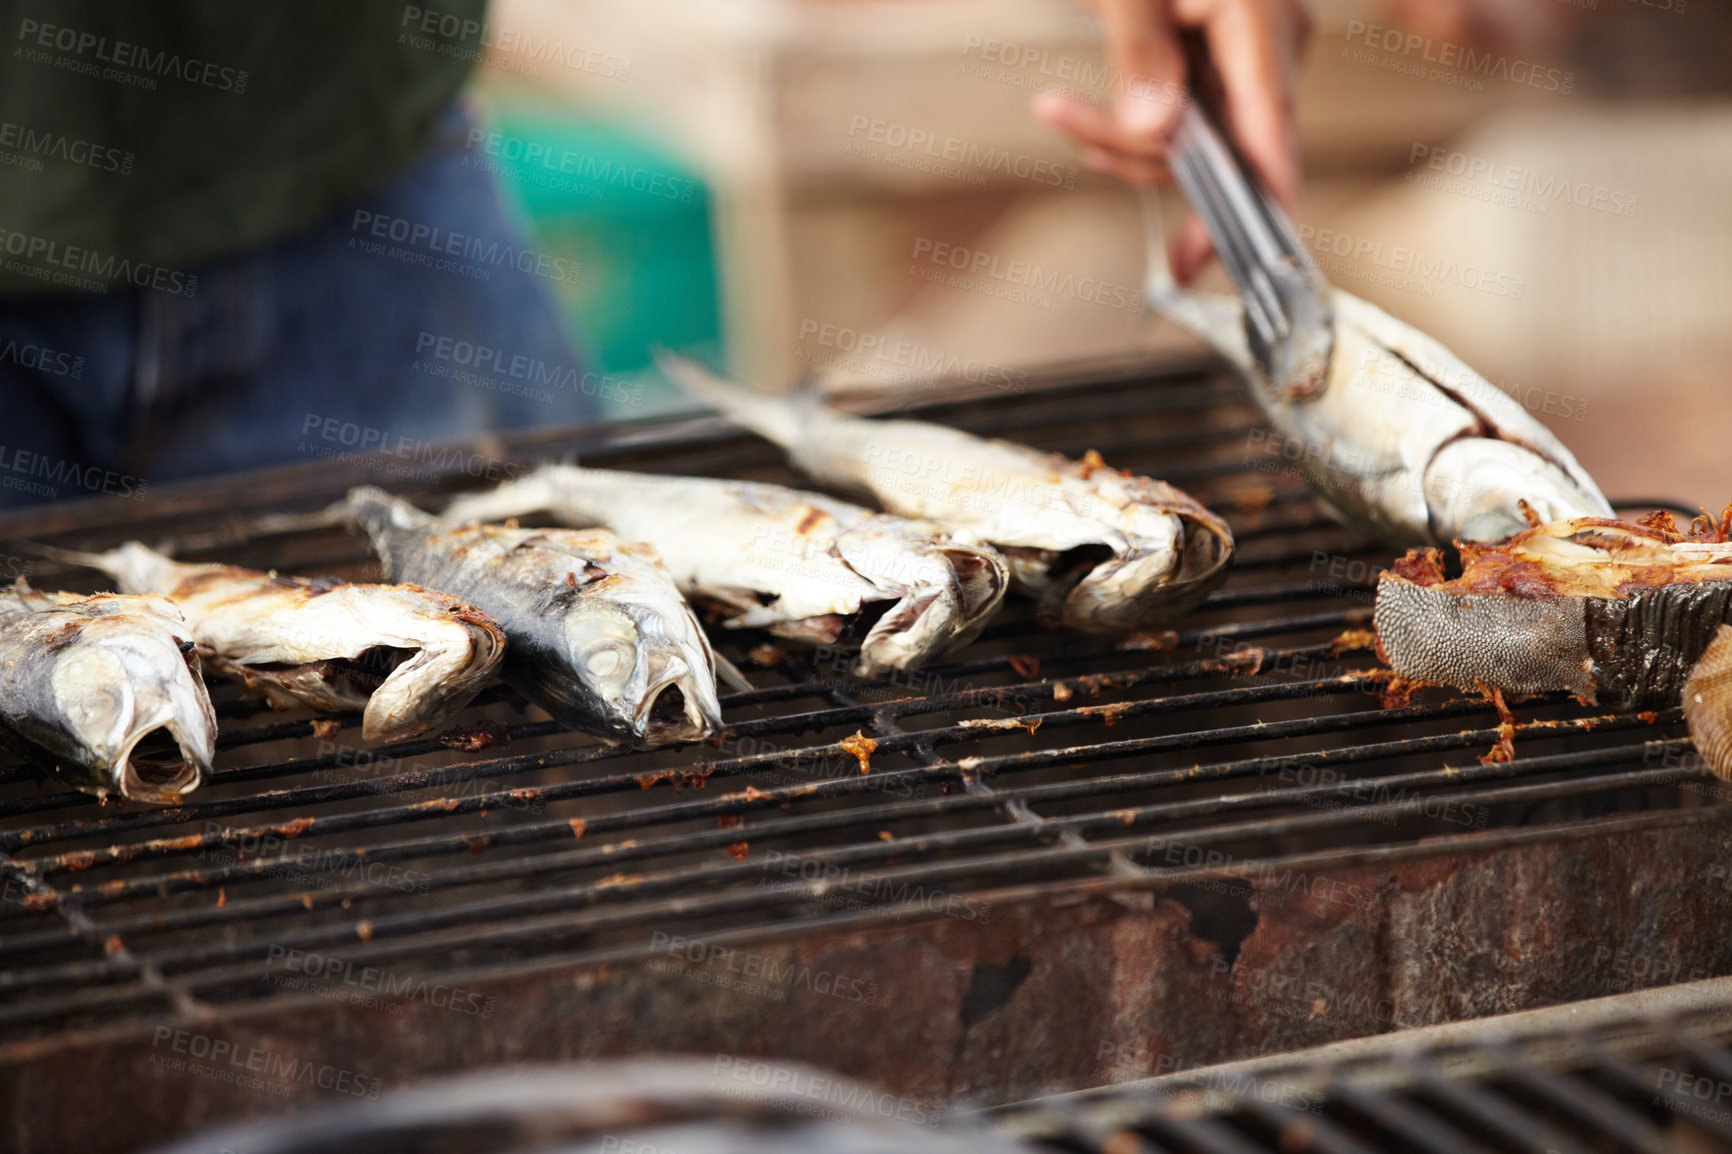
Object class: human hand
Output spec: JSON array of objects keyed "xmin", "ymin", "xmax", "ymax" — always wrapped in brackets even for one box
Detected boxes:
[{"xmin": 1033, "ymin": 0, "xmax": 1313, "ymax": 282}]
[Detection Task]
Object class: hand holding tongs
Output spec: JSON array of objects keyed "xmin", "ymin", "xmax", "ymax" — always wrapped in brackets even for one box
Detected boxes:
[{"xmin": 1144, "ymin": 99, "xmax": 1334, "ymax": 400}]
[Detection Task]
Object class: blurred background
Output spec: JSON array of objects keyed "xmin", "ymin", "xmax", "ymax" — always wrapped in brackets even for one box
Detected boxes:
[{"xmin": 465, "ymin": 0, "xmax": 1730, "ymax": 506}]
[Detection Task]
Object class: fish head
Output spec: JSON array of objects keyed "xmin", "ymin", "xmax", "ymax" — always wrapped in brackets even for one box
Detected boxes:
[
  {"xmin": 838, "ymin": 526, "xmax": 1009, "ymax": 675},
  {"xmin": 1059, "ymin": 507, "xmax": 1233, "ymax": 633},
  {"xmin": 1422, "ymin": 438, "xmax": 1615, "ymax": 544},
  {"xmin": 562, "ymin": 595, "xmax": 723, "ymax": 748},
  {"xmin": 49, "ymin": 599, "xmax": 216, "ymax": 803},
  {"xmin": 358, "ymin": 604, "xmax": 508, "ymax": 745}
]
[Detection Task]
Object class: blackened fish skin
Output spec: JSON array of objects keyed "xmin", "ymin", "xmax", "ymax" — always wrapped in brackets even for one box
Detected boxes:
[
  {"xmin": 1375, "ymin": 516, "xmax": 1732, "ymax": 710},
  {"xmin": 342, "ymin": 487, "xmax": 722, "ymax": 746},
  {"xmin": 0, "ymin": 583, "xmax": 217, "ymax": 803}
]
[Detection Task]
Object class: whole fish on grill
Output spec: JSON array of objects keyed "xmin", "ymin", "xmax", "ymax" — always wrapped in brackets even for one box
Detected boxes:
[
  {"xmin": 39, "ymin": 542, "xmax": 505, "ymax": 744},
  {"xmin": 659, "ymin": 353, "xmax": 1233, "ymax": 634},
  {"xmin": 1151, "ymin": 281, "xmax": 1614, "ymax": 546},
  {"xmin": 1136, "ymin": 111, "xmax": 1612, "ymax": 547},
  {"xmin": 1374, "ymin": 508, "xmax": 1732, "ymax": 776},
  {"xmin": 444, "ymin": 466, "xmax": 1009, "ymax": 677},
  {"xmin": 340, "ymin": 486, "xmax": 723, "ymax": 746},
  {"xmin": 0, "ymin": 581, "xmax": 216, "ymax": 803}
]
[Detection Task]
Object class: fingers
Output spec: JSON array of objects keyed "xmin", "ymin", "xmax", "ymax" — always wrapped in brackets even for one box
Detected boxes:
[
  {"xmin": 1180, "ymin": 0, "xmax": 1306, "ymax": 210},
  {"xmin": 1029, "ymin": 0, "xmax": 1310, "ymax": 279},
  {"xmin": 1171, "ymin": 213, "xmax": 1217, "ymax": 284},
  {"xmin": 1099, "ymin": 0, "xmax": 1188, "ymax": 148},
  {"xmin": 1029, "ymin": 0, "xmax": 1187, "ymax": 181}
]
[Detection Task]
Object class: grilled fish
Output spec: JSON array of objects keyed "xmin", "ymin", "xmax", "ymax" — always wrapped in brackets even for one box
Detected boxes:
[
  {"xmin": 1685, "ymin": 625, "xmax": 1732, "ymax": 781},
  {"xmin": 0, "ymin": 582, "xmax": 216, "ymax": 803},
  {"xmin": 43, "ymin": 542, "xmax": 506, "ymax": 744},
  {"xmin": 1146, "ymin": 280, "xmax": 1613, "ymax": 546},
  {"xmin": 341, "ymin": 486, "xmax": 722, "ymax": 745},
  {"xmin": 1375, "ymin": 510, "xmax": 1732, "ymax": 775},
  {"xmin": 444, "ymin": 466, "xmax": 1009, "ymax": 677},
  {"xmin": 660, "ymin": 354, "xmax": 1233, "ymax": 633}
]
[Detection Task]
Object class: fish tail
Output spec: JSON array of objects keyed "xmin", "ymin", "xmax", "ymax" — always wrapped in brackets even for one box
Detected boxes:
[
  {"xmin": 655, "ymin": 349, "xmax": 804, "ymax": 448},
  {"xmin": 13, "ymin": 539, "xmax": 111, "ymax": 571},
  {"xmin": 337, "ymin": 485, "xmax": 433, "ymax": 543},
  {"xmin": 442, "ymin": 471, "xmax": 560, "ymax": 524}
]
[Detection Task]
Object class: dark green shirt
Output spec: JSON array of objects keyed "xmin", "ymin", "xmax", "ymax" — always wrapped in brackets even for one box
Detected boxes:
[{"xmin": 0, "ymin": 0, "xmax": 485, "ymax": 298}]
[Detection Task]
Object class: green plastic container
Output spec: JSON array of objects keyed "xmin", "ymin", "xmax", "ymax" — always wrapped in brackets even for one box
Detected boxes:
[{"xmin": 478, "ymin": 106, "xmax": 721, "ymax": 419}]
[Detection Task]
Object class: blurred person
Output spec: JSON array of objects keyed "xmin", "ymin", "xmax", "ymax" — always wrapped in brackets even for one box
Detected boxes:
[{"xmin": 0, "ymin": 1, "xmax": 591, "ymax": 509}]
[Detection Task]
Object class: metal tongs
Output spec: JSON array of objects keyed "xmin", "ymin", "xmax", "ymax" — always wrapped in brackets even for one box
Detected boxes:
[{"xmin": 1148, "ymin": 99, "xmax": 1335, "ymax": 399}]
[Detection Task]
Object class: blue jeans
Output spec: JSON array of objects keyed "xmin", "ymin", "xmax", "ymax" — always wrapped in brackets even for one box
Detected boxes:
[{"xmin": 0, "ymin": 104, "xmax": 592, "ymax": 508}]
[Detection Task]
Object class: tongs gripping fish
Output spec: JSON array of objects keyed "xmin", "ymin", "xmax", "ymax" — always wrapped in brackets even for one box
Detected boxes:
[{"xmin": 1146, "ymin": 103, "xmax": 1611, "ymax": 546}]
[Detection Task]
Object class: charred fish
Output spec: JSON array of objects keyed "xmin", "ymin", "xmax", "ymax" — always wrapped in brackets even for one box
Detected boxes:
[
  {"xmin": 0, "ymin": 582, "xmax": 217, "ymax": 803},
  {"xmin": 40, "ymin": 542, "xmax": 505, "ymax": 745},
  {"xmin": 1375, "ymin": 509, "xmax": 1732, "ymax": 776},
  {"xmin": 444, "ymin": 466, "xmax": 1008, "ymax": 677},
  {"xmin": 660, "ymin": 353, "xmax": 1233, "ymax": 633},
  {"xmin": 341, "ymin": 486, "xmax": 722, "ymax": 745}
]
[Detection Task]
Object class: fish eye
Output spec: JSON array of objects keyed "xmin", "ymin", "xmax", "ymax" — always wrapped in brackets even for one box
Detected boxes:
[
  {"xmin": 566, "ymin": 608, "xmax": 639, "ymax": 691},
  {"xmin": 66, "ymin": 685, "xmax": 125, "ymax": 731}
]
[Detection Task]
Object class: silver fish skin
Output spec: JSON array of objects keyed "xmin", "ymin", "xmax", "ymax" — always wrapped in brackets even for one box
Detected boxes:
[
  {"xmin": 0, "ymin": 582, "xmax": 216, "ymax": 803},
  {"xmin": 1146, "ymin": 275, "xmax": 1611, "ymax": 546},
  {"xmin": 443, "ymin": 466, "xmax": 1009, "ymax": 678},
  {"xmin": 659, "ymin": 354, "xmax": 1234, "ymax": 634},
  {"xmin": 341, "ymin": 486, "xmax": 723, "ymax": 746},
  {"xmin": 56, "ymin": 542, "xmax": 506, "ymax": 745}
]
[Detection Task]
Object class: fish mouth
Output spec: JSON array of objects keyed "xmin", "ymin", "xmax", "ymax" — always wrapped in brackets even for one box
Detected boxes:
[
  {"xmin": 109, "ymin": 708, "xmax": 209, "ymax": 804},
  {"xmin": 1059, "ymin": 513, "xmax": 1235, "ymax": 632},
  {"xmin": 359, "ymin": 623, "xmax": 507, "ymax": 745},
  {"xmin": 855, "ymin": 589, "xmax": 957, "ymax": 677},
  {"xmin": 631, "ymin": 653, "xmax": 722, "ymax": 747},
  {"xmin": 633, "ymin": 679, "xmax": 713, "ymax": 746}
]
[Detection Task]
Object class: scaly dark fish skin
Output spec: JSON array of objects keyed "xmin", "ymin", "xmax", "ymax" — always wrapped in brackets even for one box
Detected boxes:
[
  {"xmin": 1375, "ymin": 515, "xmax": 1732, "ymax": 708},
  {"xmin": 0, "ymin": 582, "xmax": 216, "ymax": 803},
  {"xmin": 341, "ymin": 487, "xmax": 723, "ymax": 746},
  {"xmin": 1375, "ymin": 513, "xmax": 1732, "ymax": 780}
]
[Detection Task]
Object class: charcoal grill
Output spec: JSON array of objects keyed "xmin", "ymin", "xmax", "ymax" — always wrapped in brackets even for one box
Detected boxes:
[{"xmin": 2, "ymin": 356, "xmax": 1728, "ymax": 1153}]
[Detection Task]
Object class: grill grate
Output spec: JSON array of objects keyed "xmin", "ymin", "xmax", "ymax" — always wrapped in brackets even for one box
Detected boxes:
[
  {"xmin": 996, "ymin": 988, "xmax": 1732, "ymax": 1154},
  {"xmin": 0, "ymin": 358, "xmax": 1724, "ymax": 1143}
]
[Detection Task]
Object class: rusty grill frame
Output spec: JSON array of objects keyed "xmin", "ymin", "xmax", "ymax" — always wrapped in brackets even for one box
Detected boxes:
[
  {"xmin": 999, "ymin": 980, "xmax": 1732, "ymax": 1154},
  {"xmin": 2, "ymin": 356, "xmax": 1729, "ymax": 1152}
]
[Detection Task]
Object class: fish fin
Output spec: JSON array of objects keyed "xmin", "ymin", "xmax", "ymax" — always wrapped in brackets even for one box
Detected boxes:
[
  {"xmin": 713, "ymin": 651, "xmax": 754, "ymax": 694},
  {"xmin": 655, "ymin": 349, "xmax": 802, "ymax": 448},
  {"xmin": 728, "ymin": 601, "xmax": 793, "ymax": 630}
]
